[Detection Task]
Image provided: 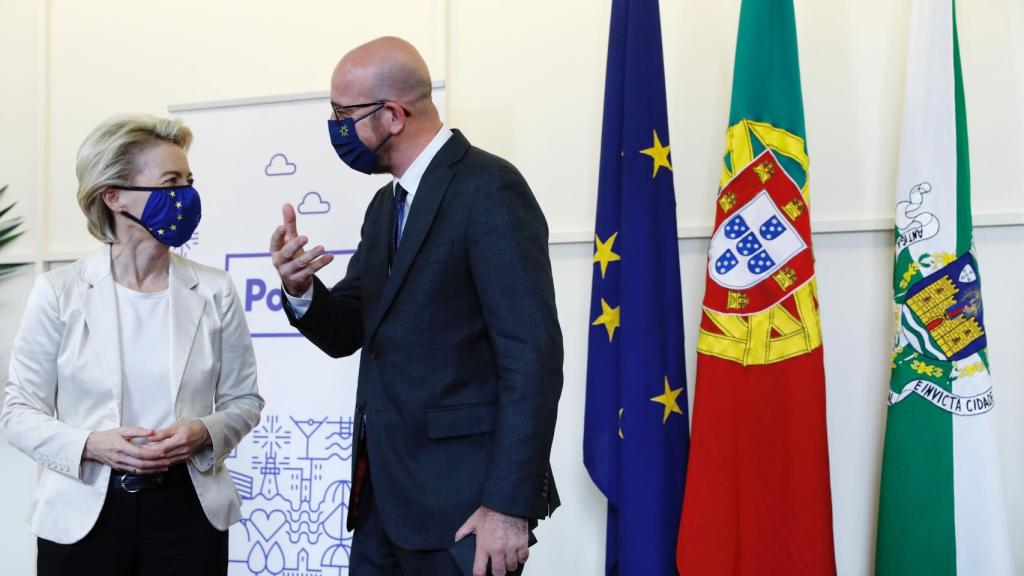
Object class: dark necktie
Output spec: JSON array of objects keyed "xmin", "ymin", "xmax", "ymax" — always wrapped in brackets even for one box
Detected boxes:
[{"xmin": 389, "ymin": 183, "xmax": 409, "ymax": 267}]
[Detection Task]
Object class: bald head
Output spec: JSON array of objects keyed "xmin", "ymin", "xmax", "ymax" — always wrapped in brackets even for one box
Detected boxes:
[
  {"xmin": 332, "ymin": 36, "xmax": 433, "ymax": 109},
  {"xmin": 329, "ymin": 37, "xmax": 442, "ymax": 177}
]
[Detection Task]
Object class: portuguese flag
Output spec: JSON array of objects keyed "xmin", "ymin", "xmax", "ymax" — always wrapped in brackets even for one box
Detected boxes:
[
  {"xmin": 676, "ymin": 0, "xmax": 837, "ymax": 573},
  {"xmin": 875, "ymin": 1, "xmax": 1013, "ymax": 574}
]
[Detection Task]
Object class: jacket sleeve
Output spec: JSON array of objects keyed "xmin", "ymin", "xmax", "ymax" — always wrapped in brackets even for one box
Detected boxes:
[
  {"xmin": 193, "ymin": 274, "xmax": 265, "ymax": 471},
  {"xmin": 467, "ymin": 164, "xmax": 564, "ymax": 520},
  {"xmin": 1, "ymin": 275, "xmax": 93, "ymax": 480},
  {"xmin": 283, "ymin": 197, "xmax": 374, "ymax": 359}
]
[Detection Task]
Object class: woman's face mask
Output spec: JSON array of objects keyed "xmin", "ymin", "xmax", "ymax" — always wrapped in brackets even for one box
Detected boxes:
[{"xmin": 116, "ymin": 184, "xmax": 202, "ymax": 248}]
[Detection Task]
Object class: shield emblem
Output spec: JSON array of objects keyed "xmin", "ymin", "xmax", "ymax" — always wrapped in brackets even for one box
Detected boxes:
[{"xmin": 709, "ymin": 190, "xmax": 807, "ymax": 290}]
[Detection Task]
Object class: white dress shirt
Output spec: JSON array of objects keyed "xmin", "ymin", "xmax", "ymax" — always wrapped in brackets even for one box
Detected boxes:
[{"xmin": 286, "ymin": 125, "xmax": 454, "ymax": 317}]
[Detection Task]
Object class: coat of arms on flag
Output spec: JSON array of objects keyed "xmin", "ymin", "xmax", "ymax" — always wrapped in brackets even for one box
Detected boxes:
[
  {"xmin": 900, "ymin": 251, "xmax": 986, "ymax": 364},
  {"xmin": 706, "ymin": 150, "xmax": 812, "ymax": 310},
  {"xmin": 697, "ymin": 131, "xmax": 823, "ymax": 368}
]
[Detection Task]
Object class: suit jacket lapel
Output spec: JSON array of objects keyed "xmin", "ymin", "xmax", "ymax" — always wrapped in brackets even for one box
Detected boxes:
[
  {"xmin": 168, "ymin": 254, "xmax": 205, "ymax": 406},
  {"xmin": 362, "ymin": 184, "xmax": 394, "ymax": 318},
  {"xmin": 366, "ymin": 131, "xmax": 471, "ymax": 343},
  {"xmin": 81, "ymin": 245, "xmax": 124, "ymax": 415}
]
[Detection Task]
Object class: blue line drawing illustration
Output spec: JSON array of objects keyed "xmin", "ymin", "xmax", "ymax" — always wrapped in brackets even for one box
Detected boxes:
[
  {"xmin": 228, "ymin": 414, "xmax": 354, "ymax": 575},
  {"xmin": 297, "ymin": 191, "xmax": 331, "ymax": 215},
  {"xmin": 265, "ymin": 154, "xmax": 298, "ymax": 177}
]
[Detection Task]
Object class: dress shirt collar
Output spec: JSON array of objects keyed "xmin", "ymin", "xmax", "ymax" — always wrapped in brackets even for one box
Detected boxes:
[{"xmin": 395, "ymin": 125, "xmax": 453, "ymax": 203}]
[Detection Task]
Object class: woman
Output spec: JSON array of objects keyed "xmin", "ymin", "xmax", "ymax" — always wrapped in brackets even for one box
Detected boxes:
[{"xmin": 1, "ymin": 114, "xmax": 264, "ymax": 575}]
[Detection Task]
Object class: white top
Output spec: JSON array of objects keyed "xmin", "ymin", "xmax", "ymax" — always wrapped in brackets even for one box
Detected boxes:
[
  {"xmin": 115, "ymin": 283, "xmax": 175, "ymax": 433},
  {"xmin": 285, "ymin": 125, "xmax": 454, "ymax": 318}
]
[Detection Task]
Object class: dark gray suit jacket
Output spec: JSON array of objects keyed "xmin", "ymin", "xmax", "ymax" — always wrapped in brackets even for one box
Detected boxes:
[{"xmin": 285, "ymin": 130, "xmax": 563, "ymax": 551}]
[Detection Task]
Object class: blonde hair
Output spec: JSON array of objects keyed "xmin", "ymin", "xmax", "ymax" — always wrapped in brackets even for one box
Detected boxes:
[{"xmin": 76, "ymin": 114, "xmax": 193, "ymax": 243}]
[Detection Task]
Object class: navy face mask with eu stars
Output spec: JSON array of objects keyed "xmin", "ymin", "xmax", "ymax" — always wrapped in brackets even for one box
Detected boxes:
[
  {"xmin": 327, "ymin": 103, "xmax": 392, "ymax": 174},
  {"xmin": 116, "ymin": 185, "xmax": 202, "ymax": 248}
]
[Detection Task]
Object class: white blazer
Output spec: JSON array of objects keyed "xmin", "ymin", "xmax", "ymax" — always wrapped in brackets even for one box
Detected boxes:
[{"xmin": 1, "ymin": 245, "xmax": 264, "ymax": 544}]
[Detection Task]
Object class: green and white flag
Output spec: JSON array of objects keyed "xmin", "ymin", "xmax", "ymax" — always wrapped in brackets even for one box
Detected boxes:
[{"xmin": 877, "ymin": 1, "xmax": 1012, "ymax": 574}]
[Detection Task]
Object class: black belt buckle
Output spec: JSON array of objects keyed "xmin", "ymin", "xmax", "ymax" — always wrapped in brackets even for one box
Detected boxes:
[
  {"xmin": 113, "ymin": 472, "xmax": 167, "ymax": 493},
  {"xmin": 119, "ymin": 474, "xmax": 143, "ymax": 493}
]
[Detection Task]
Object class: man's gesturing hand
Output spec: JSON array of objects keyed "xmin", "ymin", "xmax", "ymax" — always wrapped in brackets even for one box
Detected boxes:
[
  {"xmin": 270, "ymin": 203, "xmax": 334, "ymax": 297},
  {"xmin": 455, "ymin": 506, "xmax": 529, "ymax": 576}
]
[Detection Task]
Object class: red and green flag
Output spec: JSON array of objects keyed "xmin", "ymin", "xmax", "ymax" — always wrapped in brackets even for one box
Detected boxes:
[{"xmin": 676, "ymin": 0, "xmax": 836, "ymax": 573}]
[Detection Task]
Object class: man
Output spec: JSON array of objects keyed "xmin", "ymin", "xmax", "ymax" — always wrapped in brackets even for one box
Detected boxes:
[{"xmin": 269, "ymin": 37, "xmax": 563, "ymax": 576}]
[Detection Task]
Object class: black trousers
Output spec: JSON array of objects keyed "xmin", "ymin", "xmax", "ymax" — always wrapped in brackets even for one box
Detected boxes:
[
  {"xmin": 37, "ymin": 467, "xmax": 227, "ymax": 576},
  {"xmin": 350, "ymin": 469, "xmax": 525, "ymax": 576}
]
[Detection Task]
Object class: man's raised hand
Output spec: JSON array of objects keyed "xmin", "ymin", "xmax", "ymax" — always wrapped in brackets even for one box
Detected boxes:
[{"xmin": 270, "ymin": 203, "xmax": 334, "ymax": 297}]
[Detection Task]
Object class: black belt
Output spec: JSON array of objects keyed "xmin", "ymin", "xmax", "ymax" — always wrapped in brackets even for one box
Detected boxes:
[{"xmin": 110, "ymin": 465, "xmax": 190, "ymax": 494}]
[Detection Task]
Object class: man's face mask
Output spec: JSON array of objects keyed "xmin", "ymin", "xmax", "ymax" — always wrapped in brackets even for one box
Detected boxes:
[
  {"xmin": 328, "ymin": 101, "xmax": 392, "ymax": 174},
  {"xmin": 116, "ymin": 185, "xmax": 202, "ymax": 248}
]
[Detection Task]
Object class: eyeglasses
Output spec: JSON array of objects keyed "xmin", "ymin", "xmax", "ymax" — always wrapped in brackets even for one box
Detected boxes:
[
  {"xmin": 330, "ymin": 100, "xmax": 413, "ymax": 121},
  {"xmin": 330, "ymin": 100, "xmax": 385, "ymax": 120}
]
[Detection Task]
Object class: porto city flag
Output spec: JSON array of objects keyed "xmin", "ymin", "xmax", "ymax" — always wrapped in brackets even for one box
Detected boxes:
[
  {"xmin": 875, "ymin": 1, "xmax": 1013, "ymax": 574},
  {"xmin": 676, "ymin": 0, "xmax": 836, "ymax": 573},
  {"xmin": 583, "ymin": 0, "xmax": 689, "ymax": 574}
]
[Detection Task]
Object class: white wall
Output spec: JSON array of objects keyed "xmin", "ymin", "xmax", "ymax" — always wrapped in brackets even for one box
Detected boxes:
[
  {"xmin": 1, "ymin": 0, "xmax": 1022, "ymax": 574},
  {"xmin": 0, "ymin": 2, "xmax": 46, "ymax": 573}
]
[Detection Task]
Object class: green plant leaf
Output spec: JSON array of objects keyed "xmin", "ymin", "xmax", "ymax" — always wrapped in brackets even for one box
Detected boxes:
[
  {"xmin": 0, "ymin": 184, "xmax": 30, "ymax": 281},
  {"xmin": 0, "ymin": 267, "xmax": 28, "ymax": 279},
  {"xmin": 0, "ymin": 262, "xmax": 30, "ymax": 279},
  {"xmin": 0, "ymin": 217, "xmax": 25, "ymax": 242},
  {"xmin": 0, "ymin": 200, "xmax": 16, "ymax": 221},
  {"xmin": 0, "ymin": 230, "xmax": 25, "ymax": 250}
]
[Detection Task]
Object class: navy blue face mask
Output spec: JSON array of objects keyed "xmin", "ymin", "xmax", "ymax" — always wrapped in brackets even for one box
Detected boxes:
[
  {"xmin": 328, "ymin": 104, "xmax": 391, "ymax": 174},
  {"xmin": 116, "ymin": 185, "xmax": 202, "ymax": 248}
]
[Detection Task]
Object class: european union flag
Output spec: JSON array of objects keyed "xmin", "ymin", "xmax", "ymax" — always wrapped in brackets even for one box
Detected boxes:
[{"xmin": 583, "ymin": 0, "xmax": 689, "ymax": 574}]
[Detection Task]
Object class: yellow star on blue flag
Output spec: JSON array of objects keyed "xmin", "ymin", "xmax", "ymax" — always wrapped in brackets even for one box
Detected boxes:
[
  {"xmin": 592, "ymin": 299, "xmax": 621, "ymax": 342},
  {"xmin": 594, "ymin": 232, "xmax": 621, "ymax": 279},
  {"xmin": 650, "ymin": 376, "xmax": 684, "ymax": 423},
  {"xmin": 640, "ymin": 130, "xmax": 672, "ymax": 178}
]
